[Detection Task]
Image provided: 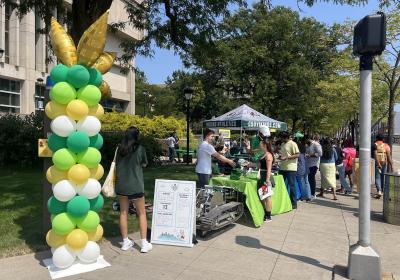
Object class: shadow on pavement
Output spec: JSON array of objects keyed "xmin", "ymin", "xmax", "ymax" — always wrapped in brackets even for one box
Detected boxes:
[
  {"xmin": 235, "ymin": 235, "xmax": 333, "ymax": 272},
  {"xmin": 308, "ymin": 198, "xmax": 383, "ymax": 222}
]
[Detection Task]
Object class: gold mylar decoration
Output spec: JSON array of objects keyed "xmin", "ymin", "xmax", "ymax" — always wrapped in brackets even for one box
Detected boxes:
[
  {"xmin": 50, "ymin": 18, "xmax": 77, "ymax": 66},
  {"xmin": 99, "ymin": 80, "xmax": 112, "ymax": 99},
  {"xmin": 77, "ymin": 10, "xmax": 109, "ymax": 67},
  {"xmin": 93, "ymin": 52, "xmax": 116, "ymax": 74}
]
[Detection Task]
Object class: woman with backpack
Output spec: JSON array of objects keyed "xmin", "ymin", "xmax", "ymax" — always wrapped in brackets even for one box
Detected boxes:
[
  {"xmin": 318, "ymin": 138, "xmax": 338, "ymax": 200},
  {"xmin": 115, "ymin": 126, "xmax": 153, "ymax": 253},
  {"xmin": 372, "ymin": 134, "xmax": 393, "ymax": 198}
]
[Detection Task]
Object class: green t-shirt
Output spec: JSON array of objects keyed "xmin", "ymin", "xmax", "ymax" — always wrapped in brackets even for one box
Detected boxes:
[
  {"xmin": 115, "ymin": 145, "xmax": 148, "ymax": 195},
  {"xmin": 280, "ymin": 140, "xmax": 299, "ymax": 171}
]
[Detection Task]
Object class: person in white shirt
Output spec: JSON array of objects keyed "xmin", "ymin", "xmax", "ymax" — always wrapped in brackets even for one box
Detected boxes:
[
  {"xmin": 196, "ymin": 128, "xmax": 236, "ymax": 188},
  {"xmin": 166, "ymin": 133, "xmax": 176, "ymax": 162}
]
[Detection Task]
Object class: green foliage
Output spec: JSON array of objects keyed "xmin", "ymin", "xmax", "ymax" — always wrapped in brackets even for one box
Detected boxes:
[
  {"xmin": 0, "ymin": 113, "xmax": 43, "ymax": 167},
  {"xmin": 100, "ymin": 112, "xmax": 188, "ymax": 139}
]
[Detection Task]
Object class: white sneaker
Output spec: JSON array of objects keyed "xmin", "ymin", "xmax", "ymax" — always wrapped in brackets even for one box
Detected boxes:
[
  {"xmin": 121, "ymin": 239, "xmax": 134, "ymax": 251},
  {"xmin": 140, "ymin": 242, "xmax": 153, "ymax": 253}
]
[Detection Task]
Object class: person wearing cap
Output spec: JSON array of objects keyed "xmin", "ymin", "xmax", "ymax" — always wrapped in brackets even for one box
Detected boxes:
[
  {"xmin": 279, "ymin": 131, "xmax": 300, "ymax": 209},
  {"xmin": 196, "ymin": 128, "xmax": 236, "ymax": 189}
]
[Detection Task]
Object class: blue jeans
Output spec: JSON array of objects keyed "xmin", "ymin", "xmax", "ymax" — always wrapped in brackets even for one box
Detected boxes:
[
  {"xmin": 375, "ymin": 163, "xmax": 387, "ymax": 193},
  {"xmin": 168, "ymin": 147, "xmax": 176, "ymax": 162},
  {"xmin": 336, "ymin": 164, "xmax": 351, "ymax": 192},
  {"xmin": 296, "ymin": 174, "xmax": 311, "ymax": 200},
  {"xmin": 280, "ymin": 170, "xmax": 297, "ymax": 207}
]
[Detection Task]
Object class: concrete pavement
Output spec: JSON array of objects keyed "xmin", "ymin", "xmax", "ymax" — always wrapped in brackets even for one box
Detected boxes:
[{"xmin": 1, "ymin": 192, "xmax": 399, "ymax": 280}]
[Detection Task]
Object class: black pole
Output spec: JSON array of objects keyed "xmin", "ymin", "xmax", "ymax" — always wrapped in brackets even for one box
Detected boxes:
[
  {"xmin": 43, "ymin": 87, "xmax": 52, "ymax": 234},
  {"xmin": 186, "ymin": 98, "xmax": 190, "ymax": 165}
]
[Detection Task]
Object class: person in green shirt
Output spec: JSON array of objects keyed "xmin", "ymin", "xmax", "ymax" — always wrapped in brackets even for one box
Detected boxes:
[
  {"xmin": 279, "ymin": 131, "xmax": 300, "ymax": 209},
  {"xmin": 115, "ymin": 126, "xmax": 152, "ymax": 253}
]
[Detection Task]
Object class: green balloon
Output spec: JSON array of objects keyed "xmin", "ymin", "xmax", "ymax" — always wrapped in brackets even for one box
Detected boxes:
[
  {"xmin": 50, "ymin": 64, "xmax": 69, "ymax": 83},
  {"xmin": 77, "ymin": 147, "xmax": 101, "ymax": 168},
  {"xmin": 77, "ymin": 85, "xmax": 101, "ymax": 107},
  {"xmin": 89, "ymin": 134, "xmax": 103, "ymax": 150},
  {"xmin": 67, "ymin": 65, "xmax": 90, "ymax": 88},
  {"xmin": 67, "ymin": 131, "xmax": 90, "ymax": 153},
  {"xmin": 50, "ymin": 82, "xmax": 76, "ymax": 105},
  {"xmin": 89, "ymin": 195, "xmax": 104, "ymax": 212},
  {"xmin": 88, "ymin": 68, "xmax": 102, "ymax": 87},
  {"xmin": 67, "ymin": 195, "xmax": 90, "ymax": 217},
  {"xmin": 47, "ymin": 196, "xmax": 67, "ymax": 215},
  {"xmin": 48, "ymin": 134, "xmax": 67, "ymax": 152},
  {"xmin": 52, "ymin": 148, "xmax": 77, "ymax": 170},
  {"xmin": 76, "ymin": 210, "xmax": 100, "ymax": 232},
  {"xmin": 52, "ymin": 213, "xmax": 76, "ymax": 235}
]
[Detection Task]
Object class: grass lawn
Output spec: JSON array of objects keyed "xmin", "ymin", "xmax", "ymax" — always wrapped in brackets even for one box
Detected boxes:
[{"xmin": 0, "ymin": 164, "xmax": 197, "ymax": 258}]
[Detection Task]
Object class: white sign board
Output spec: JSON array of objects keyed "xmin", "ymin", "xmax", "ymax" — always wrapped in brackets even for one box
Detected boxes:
[{"xmin": 151, "ymin": 179, "xmax": 196, "ymax": 247}]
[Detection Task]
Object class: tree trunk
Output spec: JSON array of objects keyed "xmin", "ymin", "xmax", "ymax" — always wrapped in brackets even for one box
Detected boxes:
[
  {"xmin": 70, "ymin": 0, "xmax": 113, "ymax": 45},
  {"xmin": 291, "ymin": 118, "xmax": 299, "ymax": 134},
  {"xmin": 387, "ymin": 89, "xmax": 395, "ymax": 154}
]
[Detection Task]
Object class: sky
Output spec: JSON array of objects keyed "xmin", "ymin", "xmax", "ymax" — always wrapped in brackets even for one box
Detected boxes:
[{"xmin": 136, "ymin": 0, "xmax": 381, "ymax": 84}]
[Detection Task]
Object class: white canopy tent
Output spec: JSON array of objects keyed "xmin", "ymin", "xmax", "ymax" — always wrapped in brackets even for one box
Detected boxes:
[{"xmin": 202, "ymin": 104, "xmax": 287, "ymax": 142}]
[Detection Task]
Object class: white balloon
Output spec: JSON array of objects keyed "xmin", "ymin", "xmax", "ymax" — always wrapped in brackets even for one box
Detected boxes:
[
  {"xmin": 77, "ymin": 241, "xmax": 100, "ymax": 264},
  {"xmin": 51, "ymin": 115, "xmax": 76, "ymax": 137},
  {"xmin": 53, "ymin": 180, "xmax": 77, "ymax": 202},
  {"xmin": 52, "ymin": 245, "xmax": 76, "ymax": 269},
  {"xmin": 76, "ymin": 116, "xmax": 101, "ymax": 137},
  {"xmin": 76, "ymin": 178, "xmax": 101, "ymax": 199}
]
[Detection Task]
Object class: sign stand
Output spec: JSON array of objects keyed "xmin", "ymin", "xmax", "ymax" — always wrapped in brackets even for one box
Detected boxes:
[{"xmin": 151, "ymin": 179, "xmax": 196, "ymax": 248}]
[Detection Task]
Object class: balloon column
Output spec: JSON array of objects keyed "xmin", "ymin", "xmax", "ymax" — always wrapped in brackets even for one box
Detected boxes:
[{"xmin": 44, "ymin": 11, "xmax": 114, "ymax": 269}]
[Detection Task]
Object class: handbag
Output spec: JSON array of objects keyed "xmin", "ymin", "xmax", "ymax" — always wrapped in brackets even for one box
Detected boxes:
[{"xmin": 102, "ymin": 147, "xmax": 118, "ymax": 198}]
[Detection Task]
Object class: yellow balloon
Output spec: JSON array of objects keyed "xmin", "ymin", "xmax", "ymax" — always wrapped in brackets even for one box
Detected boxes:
[
  {"xmin": 66, "ymin": 229, "xmax": 88, "ymax": 250},
  {"xmin": 93, "ymin": 52, "xmax": 116, "ymax": 74},
  {"xmin": 87, "ymin": 224, "xmax": 103, "ymax": 242},
  {"xmin": 46, "ymin": 230, "xmax": 67, "ymax": 248},
  {"xmin": 45, "ymin": 101, "xmax": 67, "ymax": 119},
  {"xmin": 66, "ymin": 99, "xmax": 89, "ymax": 121},
  {"xmin": 89, "ymin": 164, "xmax": 104, "ymax": 180},
  {"xmin": 88, "ymin": 104, "xmax": 105, "ymax": 118},
  {"xmin": 46, "ymin": 165, "xmax": 68, "ymax": 184},
  {"xmin": 50, "ymin": 17, "xmax": 77, "ymax": 66},
  {"xmin": 68, "ymin": 164, "xmax": 90, "ymax": 185},
  {"xmin": 77, "ymin": 11, "xmax": 109, "ymax": 66},
  {"xmin": 99, "ymin": 80, "xmax": 112, "ymax": 100}
]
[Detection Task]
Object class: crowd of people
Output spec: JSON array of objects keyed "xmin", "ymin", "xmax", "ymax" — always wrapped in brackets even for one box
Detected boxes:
[{"xmin": 195, "ymin": 128, "xmax": 395, "ymax": 222}]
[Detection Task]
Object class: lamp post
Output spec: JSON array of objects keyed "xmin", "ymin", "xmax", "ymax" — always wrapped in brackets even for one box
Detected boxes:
[
  {"xmin": 42, "ymin": 76, "xmax": 54, "ymax": 234},
  {"xmin": 348, "ymin": 13, "xmax": 385, "ymax": 280},
  {"xmin": 184, "ymin": 87, "xmax": 194, "ymax": 165},
  {"xmin": 143, "ymin": 90, "xmax": 148, "ymax": 116}
]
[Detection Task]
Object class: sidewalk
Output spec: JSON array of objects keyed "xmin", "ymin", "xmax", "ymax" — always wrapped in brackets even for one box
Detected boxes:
[{"xmin": 1, "ymin": 193, "xmax": 399, "ymax": 280}]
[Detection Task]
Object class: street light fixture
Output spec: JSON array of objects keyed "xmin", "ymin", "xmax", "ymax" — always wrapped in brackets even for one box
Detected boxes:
[
  {"xmin": 143, "ymin": 90, "xmax": 149, "ymax": 116},
  {"xmin": 184, "ymin": 87, "xmax": 194, "ymax": 165}
]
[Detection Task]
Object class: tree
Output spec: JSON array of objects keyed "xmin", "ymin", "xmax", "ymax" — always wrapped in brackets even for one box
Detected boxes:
[
  {"xmin": 2, "ymin": 0, "xmax": 245, "ymax": 67},
  {"xmin": 372, "ymin": 6, "xmax": 400, "ymax": 150},
  {"xmin": 186, "ymin": 5, "xmax": 341, "ymax": 132}
]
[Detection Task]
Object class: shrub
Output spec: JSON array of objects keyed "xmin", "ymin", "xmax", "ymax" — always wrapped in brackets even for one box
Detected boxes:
[
  {"xmin": 100, "ymin": 112, "xmax": 188, "ymax": 139},
  {"xmin": 0, "ymin": 113, "xmax": 43, "ymax": 167}
]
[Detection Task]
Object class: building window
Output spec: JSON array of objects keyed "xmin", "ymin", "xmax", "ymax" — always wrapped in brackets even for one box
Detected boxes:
[
  {"xmin": 0, "ymin": 78, "xmax": 21, "ymax": 113},
  {"xmin": 4, "ymin": 3, "xmax": 12, "ymax": 64},
  {"xmin": 35, "ymin": 84, "xmax": 45, "ymax": 111},
  {"xmin": 101, "ymin": 99, "xmax": 127, "ymax": 112}
]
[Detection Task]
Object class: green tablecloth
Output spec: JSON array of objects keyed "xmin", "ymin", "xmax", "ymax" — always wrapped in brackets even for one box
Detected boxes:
[{"xmin": 209, "ymin": 175, "xmax": 292, "ymax": 227}]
